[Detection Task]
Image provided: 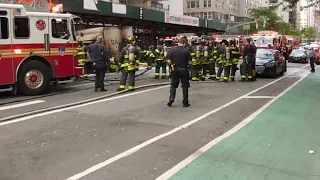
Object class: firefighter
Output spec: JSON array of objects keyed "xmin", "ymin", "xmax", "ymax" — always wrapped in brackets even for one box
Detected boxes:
[
  {"xmin": 208, "ymin": 41, "xmax": 218, "ymax": 80},
  {"xmin": 216, "ymin": 40, "xmax": 228, "ymax": 82},
  {"xmin": 154, "ymin": 38, "xmax": 166, "ymax": 79},
  {"xmin": 76, "ymin": 41, "xmax": 88, "ymax": 78},
  {"xmin": 240, "ymin": 38, "xmax": 255, "ymax": 82},
  {"xmin": 229, "ymin": 39, "xmax": 240, "ymax": 81},
  {"xmin": 182, "ymin": 36, "xmax": 195, "ymax": 79},
  {"xmin": 146, "ymin": 45, "xmax": 155, "ymax": 69},
  {"xmin": 200, "ymin": 40, "xmax": 210, "ymax": 81},
  {"xmin": 117, "ymin": 36, "xmax": 141, "ymax": 91},
  {"xmin": 191, "ymin": 39, "xmax": 202, "ymax": 81}
]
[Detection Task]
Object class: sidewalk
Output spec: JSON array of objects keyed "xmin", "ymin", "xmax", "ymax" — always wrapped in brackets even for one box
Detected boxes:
[{"xmin": 169, "ymin": 70, "xmax": 320, "ymax": 180}]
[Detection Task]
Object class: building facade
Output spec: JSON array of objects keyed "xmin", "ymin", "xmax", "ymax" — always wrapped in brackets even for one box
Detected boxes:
[
  {"xmin": 299, "ymin": 0, "xmax": 315, "ymax": 28},
  {"xmin": 183, "ymin": 0, "xmax": 264, "ymax": 22}
]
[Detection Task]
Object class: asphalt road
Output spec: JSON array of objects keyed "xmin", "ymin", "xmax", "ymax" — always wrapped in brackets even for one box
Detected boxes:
[{"xmin": 0, "ymin": 62, "xmax": 310, "ymax": 180}]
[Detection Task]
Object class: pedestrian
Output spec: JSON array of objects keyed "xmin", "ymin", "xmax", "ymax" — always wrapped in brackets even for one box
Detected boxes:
[
  {"xmin": 310, "ymin": 48, "xmax": 316, "ymax": 73},
  {"xmin": 167, "ymin": 38, "xmax": 192, "ymax": 107},
  {"xmin": 85, "ymin": 36, "xmax": 110, "ymax": 92}
]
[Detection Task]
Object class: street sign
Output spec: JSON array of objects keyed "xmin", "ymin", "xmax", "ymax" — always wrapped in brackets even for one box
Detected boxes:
[{"xmin": 243, "ymin": 24, "xmax": 250, "ymax": 30}]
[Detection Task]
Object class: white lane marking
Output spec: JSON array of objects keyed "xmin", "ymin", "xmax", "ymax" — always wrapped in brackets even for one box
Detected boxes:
[
  {"xmin": 156, "ymin": 66, "xmax": 314, "ymax": 180},
  {"xmin": 66, "ymin": 65, "xmax": 310, "ymax": 180},
  {"xmin": 244, "ymin": 96, "xmax": 276, "ymax": 99},
  {"xmin": 0, "ymin": 100, "xmax": 45, "ymax": 111},
  {"xmin": 0, "ymin": 86, "xmax": 170, "ymax": 126}
]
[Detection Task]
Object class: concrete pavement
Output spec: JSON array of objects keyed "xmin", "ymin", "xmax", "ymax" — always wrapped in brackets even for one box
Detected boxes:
[{"xmin": 0, "ymin": 63, "xmax": 314, "ymax": 180}]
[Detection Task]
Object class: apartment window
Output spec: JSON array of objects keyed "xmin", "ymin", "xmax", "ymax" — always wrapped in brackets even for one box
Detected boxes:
[
  {"xmin": 151, "ymin": 2, "xmax": 163, "ymax": 9},
  {"xmin": 119, "ymin": 0, "xmax": 127, "ymax": 4},
  {"xmin": 203, "ymin": 12, "xmax": 213, "ymax": 20},
  {"xmin": 187, "ymin": 1, "xmax": 200, "ymax": 8},
  {"xmin": 204, "ymin": 0, "xmax": 211, "ymax": 8},
  {"xmin": 215, "ymin": 0, "xmax": 220, "ymax": 8}
]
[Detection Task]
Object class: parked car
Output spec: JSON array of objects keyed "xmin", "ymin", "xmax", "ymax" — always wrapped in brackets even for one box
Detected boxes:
[
  {"xmin": 288, "ymin": 49, "xmax": 309, "ymax": 63},
  {"xmin": 255, "ymin": 49, "xmax": 286, "ymax": 78}
]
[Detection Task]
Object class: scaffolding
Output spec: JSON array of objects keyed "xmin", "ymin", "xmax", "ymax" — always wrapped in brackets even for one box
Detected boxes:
[{"xmin": 0, "ymin": 0, "xmax": 51, "ymax": 12}]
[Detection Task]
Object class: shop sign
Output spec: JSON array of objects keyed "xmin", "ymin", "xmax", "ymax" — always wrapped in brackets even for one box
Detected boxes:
[{"xmin": 165, "ymin": 12, "xmax": 199, "ymax": 27}]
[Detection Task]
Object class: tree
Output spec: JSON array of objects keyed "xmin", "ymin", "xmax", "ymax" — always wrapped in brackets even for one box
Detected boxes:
[
  {"xmin": 287, "ymin": 29, "xmax": 302, "ymax": 36},
  {"xmin": 301, "ymin": 27, "xmax": 316, "ymax": 43},
  {"xmin": 249, "ymin": 7, "xmax": 281, "ymax": 31},
  {"xmin": 249, "ymin": 7, "xmax": 296, "ymax": 35}
]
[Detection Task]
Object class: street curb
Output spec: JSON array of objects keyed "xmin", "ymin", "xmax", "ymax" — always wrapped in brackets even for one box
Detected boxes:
[{"xmin": 0, "ymin": 82, "xmax": 170, "ymax": 123}]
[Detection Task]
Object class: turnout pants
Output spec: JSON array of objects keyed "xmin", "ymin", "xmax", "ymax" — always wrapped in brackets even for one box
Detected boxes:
[
  {"xmin": 119, "ymin": 68, "xmax": 136, "ymax": 90},
  {"xmin": 155, "ymin": 60, "xmax": 167, "ymax": 78},
  {"xmin": 240, "ymin": 56, "xmax": 253, "ymax": 81},
  {"xmin": 230, "ymin": 64, "xmax": 238, "ymax": 80},
  {"xmin": 209, "ymin": 61, "xmax": 216, "ymax": 79},
  {"xmin": 201, "ymin": 63, "xmax": 210, "ymax": 80},
  {"xmin": 191, "ymin": 64, "xmax": 200, "ymax": 81},
  {"xmin": 147, "ymin": 58, "xmax": 155, "ymax": 69},
  {"xmin": 95, "ymin": 68, "xmax": 106, "ymax": 90},
  {"xmin": 223, "ymin": 66, "xmax": 231, "ymax": 81},
  {"xmin": 169, "ymin": 68, "xmax": 190, "ymax": 104},
  {"xmin": 216, "ymin": 63, "xmax": 224, "ymax": 80}
]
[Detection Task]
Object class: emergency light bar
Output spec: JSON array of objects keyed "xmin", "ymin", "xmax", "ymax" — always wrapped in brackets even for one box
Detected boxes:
[{"xmin": 51, "ymin": 4, "xmax": 63, "ymax": 13}]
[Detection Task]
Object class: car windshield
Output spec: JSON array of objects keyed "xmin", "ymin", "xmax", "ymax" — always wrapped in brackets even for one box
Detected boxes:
[
  {"xmin": 256, "ymin": 49, "xmax": 273, "ymax": 58},
  {"xmin": 254, "ymin": 37, "xmax": 274, "ymax": 46},
  {"xmin": 290, "ymin": 49, "xmax": 305, "ymax": 56}
]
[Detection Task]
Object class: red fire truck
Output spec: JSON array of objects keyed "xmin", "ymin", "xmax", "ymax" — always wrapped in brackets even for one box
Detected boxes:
[
  {"xmin": 0, "ymin": 1, "xmax": 79, "ymax": 95},
  {"xmin": 251, "ymin": 31, "xmax": 281, "ymax": 49}
]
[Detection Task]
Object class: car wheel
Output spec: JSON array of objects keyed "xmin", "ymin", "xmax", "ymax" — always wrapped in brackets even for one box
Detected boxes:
[
  {"xmin": 279, "ymin": 65, "xmax": 285, "ymax": 76},
  {"xmin": 270, "ymin": 66, "xmax": 277, "ymax": 78}
]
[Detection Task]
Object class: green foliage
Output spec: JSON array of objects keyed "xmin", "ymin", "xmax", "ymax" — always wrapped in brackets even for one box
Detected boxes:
[
  {"xmin": 249, "ymin": 7, "xmax": 301, "ymax": 35},
  {"xmin": 249, "ymin": 7, "xmax": 281, "ymax": 31},
  {"xmin": 301, "ymin": 27, "xmax": 316, "ymax": 40},
  {"xmin": 287, "ymin": 29, "xmax": 302, "ymax": 36}
]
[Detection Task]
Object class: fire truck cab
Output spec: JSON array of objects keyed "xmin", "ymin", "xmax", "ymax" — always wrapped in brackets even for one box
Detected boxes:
[{"xmin": 0, "ymin": 3, "xmax": 78, "ymax": 95}]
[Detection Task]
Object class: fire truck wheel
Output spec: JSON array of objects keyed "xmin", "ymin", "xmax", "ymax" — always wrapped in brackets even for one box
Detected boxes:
[{"xmin": 17, "ymin": 61, "xmax": 50, "ymax": 96}]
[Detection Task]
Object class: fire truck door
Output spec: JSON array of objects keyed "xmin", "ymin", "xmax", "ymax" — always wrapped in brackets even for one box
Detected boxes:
[
  {"xmin": 0, "ymin": 9, "xmax": 14, "ymax": 85},
  {"xmin": 49, "ymin": 17, "xmax": 74, "ymax": 77}
]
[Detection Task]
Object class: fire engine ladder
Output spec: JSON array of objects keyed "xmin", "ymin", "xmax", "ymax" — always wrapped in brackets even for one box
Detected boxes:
[{"xmin": 0, "ymin": 0, "xmax": 51, "ymax": 12}]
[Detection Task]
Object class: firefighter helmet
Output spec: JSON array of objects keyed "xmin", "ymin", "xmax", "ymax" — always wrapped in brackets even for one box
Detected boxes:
[
  {"xmin": 158, "ymin": 38, "xmax": 164, "ymax": 44},
  {"xmin": 126, "ymin": 36, "xmax": 135, "ymax": 43},
  {"xmin": 149, "ymin": 45, "xmax": 155, "ymax": 50}
]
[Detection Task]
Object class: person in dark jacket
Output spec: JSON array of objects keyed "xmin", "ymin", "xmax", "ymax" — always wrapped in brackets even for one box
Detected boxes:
[
  {"xmin": 85, "ymin": 36, "xmax": 110, "ymax": 92},
  {"xmin": 167, "ymin": 38, "xmax": 192, "ymax": 107}
]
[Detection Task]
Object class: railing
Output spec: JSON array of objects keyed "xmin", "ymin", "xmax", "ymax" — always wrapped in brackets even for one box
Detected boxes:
[{"xmin": 0, "ymin": 0, "xmax": 50, "ymax": 12}]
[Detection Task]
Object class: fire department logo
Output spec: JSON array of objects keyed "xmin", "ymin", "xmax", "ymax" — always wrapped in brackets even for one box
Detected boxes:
[
  {"xmin": 58, "ymin": 46, "xmax": 65, "ymax": 56},
  {"xmin": 36, "ymin": 19, "xmax": 46, "ymax": 31}
]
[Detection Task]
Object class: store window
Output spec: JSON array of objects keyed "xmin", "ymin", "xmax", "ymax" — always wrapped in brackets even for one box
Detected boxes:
[{"xmin": 203, "ymin": 12, "xmax": 213, "ymax": 20}]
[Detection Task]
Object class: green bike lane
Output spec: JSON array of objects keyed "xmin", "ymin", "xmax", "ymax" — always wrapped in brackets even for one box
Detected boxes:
[{"xmin": 166, "ymin": 70, "xmax": 320, "ymax": 180}]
